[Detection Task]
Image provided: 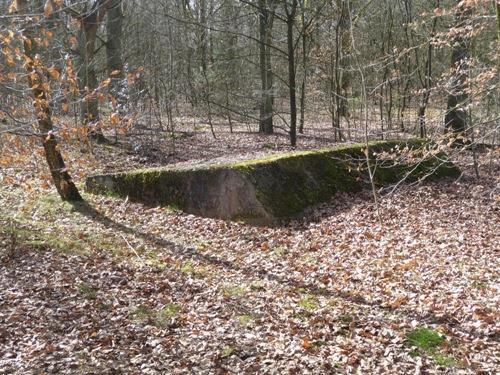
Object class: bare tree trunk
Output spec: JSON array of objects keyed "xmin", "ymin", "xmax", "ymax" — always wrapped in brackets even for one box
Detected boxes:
[
  {"xmin": 77, "ymin": 0, "xmax": 112, "ymax": 143},
  {"xmin": 496, "ymin": 1, "xmax": 500, "ymax": 42},
  {"xmin": 337, "ymin": 0, "xmax": 351, "ymax": 122},
  {"xmin": 444, "ymin": 0, "xmax": 471, "ymax": 141},
  {"xmin": 18, "ymin": 0, "xmax": 82, "ymax": 201},
  {"xmin": 333, "ymin": 0, "xmax": 350, "ymax": 141},
  {"xmin": 199, "ymin": 0, "xmax": 208, "ymax": 74},
  {"xmin": 259, "ymin": 0, "xmax": 275, "ymax": 134},
  {"xmin": 106, "ymin": 0, "xmax": 126, "ymax": 113},
  {"xmin": 298, "ymin": 3, "xmax": 307, "ymax": 134},
  {"xmin": 417, "ymin": 0, "xmax": 439, "ymax": 139},
  {"xmin": 285, "ymin": 0, "xmax": 298, "ymax": 147}
]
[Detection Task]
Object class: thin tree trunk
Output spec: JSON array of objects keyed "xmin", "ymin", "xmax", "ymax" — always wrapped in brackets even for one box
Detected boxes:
[
  {"xmin": 444, "ymin": 0, "xmax": 471, "ymax": 141},
  {"xmin": 77, "ymin": 0, "xmax": 112, "ymax": 143},
  {"xmin": 496, "ymin": 1, "xmax": 500, "ymax": 42},
  {"xmin": 338, "ymin": 0, "xmax": 351, "ymax": 122},
  {"xmin": 259, "ymin": 0, "xmax": 274, "ymax": 134},
  {"xmin": 285, "ymin": 0, "xmax": 298, "ymax": 147},
  {"xmin": 18, "ymin": 0, "xmax": 82, "ymax": 201},
  {"xmin": 199, "ymin": 0, "xmax": 208, "ymax": 74},
  {"xmin": 106, "ymin": 0, "xmax": 126, "ymax": 113},
  {"xmin": 417, "ymin": 0, "xmax": 439, "ymax": 139},
  {"xmin": 298, "ymin": 4, "xmax": 307, "ymax": 134}
]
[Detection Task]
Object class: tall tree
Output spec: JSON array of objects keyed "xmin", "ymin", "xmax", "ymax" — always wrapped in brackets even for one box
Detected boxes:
[
  {"xmin": 106, "ymin": 0, "xmax": 126, "ymax": 113},
  {"xmin": 285, "ymin": 0, "xmax": 298, "ymax": 146},
  {"xmin": 333, "ymin": 0, "xmax": 351, "ymax": 141},
  {"xmin": 444, "ymin": 0, "xmax": 471, "ymax": 141},
  {"xmin": 416, "ymin": 0, "xmax": 439, "ymax": 139},
  {"xmin": 258, "ymin": 0, "xmax": 276, "ymax": 134},
  {"xmin": 76, "ymin": 0, "xmax": 113, "ymax": 143},
  {"xmin": 17, "ymin": 0, "xmax": 82, "ymax": 201}
]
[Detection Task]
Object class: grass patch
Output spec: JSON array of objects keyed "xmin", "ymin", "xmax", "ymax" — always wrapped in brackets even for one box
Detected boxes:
[
  {"xmin": 166, "ymin": 203, "xmax": 182, "ymax": 213},
  {"xmin": 471, "ymin": 281, "xmax": 487, "ymax": 290},
  {"xmin": 1, "ymin": 223, "xmax": 88, "ymax": 255},
  {"xmin": 337, "ymin": 314, "xmax": 353, "ymax": 323},
  {"xmin": 194, "ymin": 124, "xmax": 210, "ymax": 131},
  {"xmin": 77, "ymin": 282, "xmax": 98, "ymax": 300},
  {"xmin": 262, "ymin": 143, "xmax": 276, "ymax": 149},
  {"xmin": 180, "ymin": 261, "xmax": 206, "ymax": 278},
  {"xmin": 405, "ymin": 327, "xmax": 460, "ymax": 367},
  {"xmin": 167, "ymin": 132, "xmax": 193, "ymax": 141},
  {"xmin": 180, "ymin": 261, "xmax": 194, "ymax": 274},
  {"xmin": 221, "ymin": 346, "xmax": 235, "ymax": 358},
  {"xmin": 143, "ymin": 252, "xmax": 168, "ymax": 270},
  {"xmin": 434, "ymin": 354, "xmax": 459, "ymax": 367},
  {"xmin": 249, "ymin": 281, "xmax": 266, "ymax": 291},
  {"xmin": 406, "ymin": 328, "xmax": 444, "ymax": 352},
  {"xmin": 221, "ymin": 284, "xmax": 247, "ymax": 298},
  {"xmin": 273, "ymin": 246, "xmax": 288, "ymax": 257},
  {"xmin": 155, "ymin": 303, "xmax": 182, "ymax": 327},
  {"xmin": 0, "ymin": 195, "xmax": 130, "ymax": 257},
  {"xmin": 130, "ymin": 305, "xmax": 152, "ymax": 322},
  {"xmin": 297, "ymin": 294, "xmax": 319, "ymax": 312},
  {"xmin": 237, "ymin": 315, "xmax": 253, "ymax": 326}
]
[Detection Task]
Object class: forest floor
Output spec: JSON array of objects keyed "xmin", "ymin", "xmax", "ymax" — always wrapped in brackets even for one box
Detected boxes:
[{"xmin": 0, "ymin": 123, "xmax": 499, "ymax": 374}]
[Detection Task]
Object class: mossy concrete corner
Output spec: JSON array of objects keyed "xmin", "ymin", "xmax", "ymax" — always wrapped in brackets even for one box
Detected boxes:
[{"xmin": 85, "ymin": 140, "xmax": 459, "ymax": 225}]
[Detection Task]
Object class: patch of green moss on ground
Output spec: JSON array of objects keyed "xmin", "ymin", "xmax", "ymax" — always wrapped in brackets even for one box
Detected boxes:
[
  {"xmin": 1, "ymin": 223, "xmax": 88, "ymax": 255},
  {"xmin": 406, "ymin": 328, "xmax": 445, "ymax": 352},
  {"xmin": 155, "ymin": 303, "xmax": 182, "ymax": 327},
  {"xmin": 0, "ymin": 193, "xmax": 132, "ymax": 258},
  {"xmin": 405, "ymin": 328, "xmax": 462, "ymax": 368},
  {"xmin": 298, "ymin": 294, "xmax": 320, "ymax": 312}
]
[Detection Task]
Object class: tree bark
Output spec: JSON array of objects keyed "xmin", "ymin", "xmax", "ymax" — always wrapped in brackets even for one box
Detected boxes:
[
  {"xmin": 417, "ymin": 0, "xmax": 439, "ymax": 139},
  {"xmin": 444, "ymin": 0, "xmax": 471, "ymax": 141},
  {"xmin": 285, "ymin": 0, "xmax": 298, "ymax": 147},
  {"xmin": 258, "ymin": 0, "xmax": 275, "ymax": 134},
  {"xmin": 18, "ymin": 0, "xmax": 82, "ymax": 201},
  {"xmin": 77, "ymin": 0, "xmax": 112, "ymax": 143},
  {"xmin": 333, "ymin": 0, "xmax": 350, "ymax": 141},
  {"xmin": 199, "ymin": 0, "xmax": 208, "ymax": 74},
  {"xmin": 106, "ymin": 0, "xmax": 126, "ymax": 113},
  {"xmin": 496, "ymin": 1, "xmax": 500, "ymax": 43},
  {"xmin": 298, "ymin": 3, "xmax": 307, "ymax": 134}
]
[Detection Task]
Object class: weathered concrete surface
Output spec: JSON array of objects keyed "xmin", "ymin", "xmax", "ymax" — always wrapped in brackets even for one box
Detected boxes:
[{"xmin": 85, "ymin": 140, "xmax": 459, "ymax": 224}]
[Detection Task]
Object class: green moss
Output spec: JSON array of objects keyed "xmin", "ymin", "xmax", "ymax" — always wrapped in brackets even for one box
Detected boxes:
[
  {"xmin": 434, "ymin": 354, "xmax": 459, "ymax": 367},
  {"xmin": 221, "ymin": 346, "xmax": 235, "ymax": 358},
  {"xmin": 405, "ymin": 328, "xmax": 463, "ymax": 367},
  {"xmin": 87, "ymin": 139, "xmax": 459, "ymax": 222},
  {"xmin": 1, "ymin": 224, "xmax": 88, "ymax": 255},
  {"xmin": 129, "ymin": 305, "xmax": 151, "ymax": 321},
  {"xmin": 471, "ymin": 281, "xmax": 488, "ymax": 289},
  {"xmin": 221, "ymin": 284, "xmax": 247, "ymax": 298},
  {"xmin": 337, "ymin": 314, "xmax": 354, "ymax": 323},
  {"xmin": 154, "ymin": 303, "xmax": 182, "ymax": 327},
  {"xmin": 298, "ymin": 294, "xmax": 320, "ymax": 312},
  {"xmin": 405, "ymin": 328, "xmax": 445, "ymax": 353},
  {"xmin": 237, "ymin": 314, "xmax": 253, "ymax": 326},
  {"xmin": 77, "ymin": 282, "xmax": 98, "ymax": 300}
]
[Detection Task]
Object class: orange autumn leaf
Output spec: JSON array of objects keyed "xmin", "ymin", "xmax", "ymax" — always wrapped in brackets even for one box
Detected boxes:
[
  {"xmin": 44, "ymin": 0, "xmax": 53, "ymax": 18},
  {"xmin": 110, "ymin": 112, "xmax": 120, "ymax": 125},
  {"xmin": 47, "ymin": 67, "xmax": 60, "ymax": 80},
  {"xmin": 302, "ymin": 339, "xmax": 313, "ymax": 349}
]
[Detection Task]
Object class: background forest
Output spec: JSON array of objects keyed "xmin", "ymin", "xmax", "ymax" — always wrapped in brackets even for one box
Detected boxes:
[{"xmin": 0, "ymin": 0, "xmax": 498, "ymax": 163}]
